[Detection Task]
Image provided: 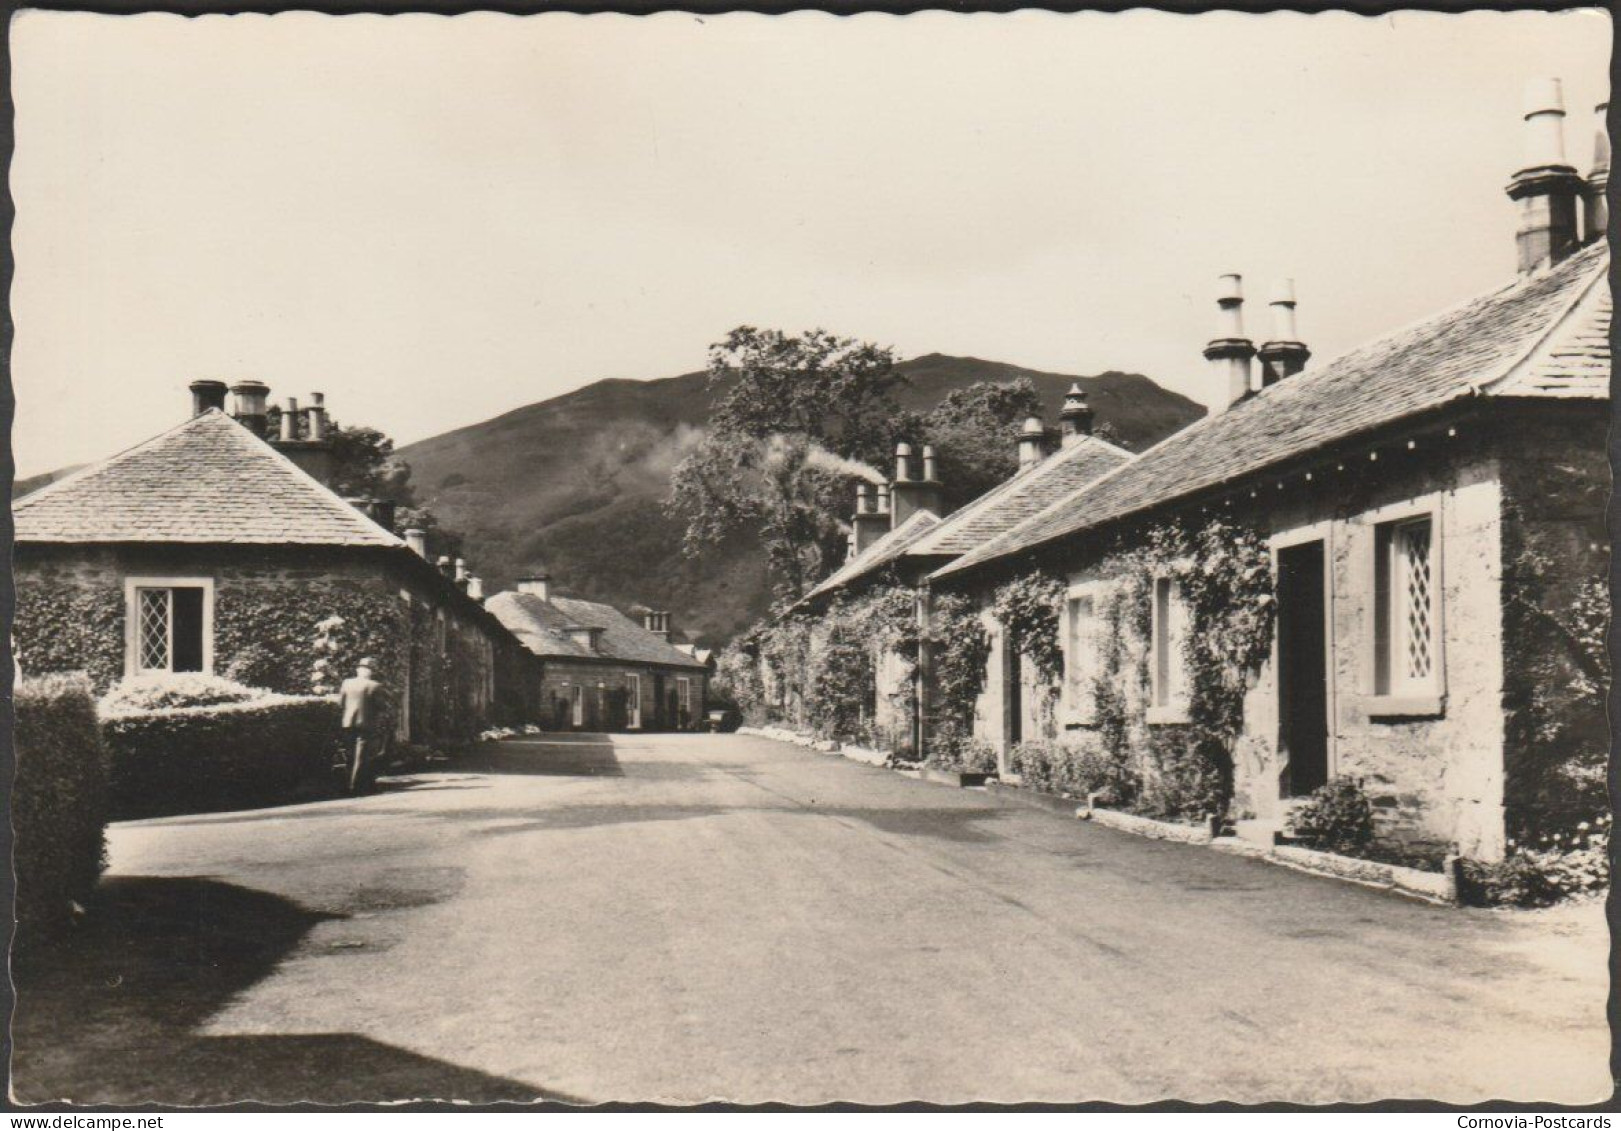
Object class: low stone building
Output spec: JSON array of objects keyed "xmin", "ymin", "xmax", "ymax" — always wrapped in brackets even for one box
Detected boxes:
[
  {"xmin": 781, "ymin": 408, "xmax": 1131, "ymax": 751},
  {"xmin": 929, "ymin": 83, "xmax": 1609, "ymax": 861},
  {"xmin": 13, "ymin": 384, "xmax": 540, "ymax": 743},
  {"xmin": 486, "ymin": 577, "xmax": 708, "ymax": 731}
]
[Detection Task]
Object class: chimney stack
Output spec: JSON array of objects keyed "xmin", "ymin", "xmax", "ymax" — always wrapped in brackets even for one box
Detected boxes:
[
  {"xmin": 229, "ymin": 380, "xmax": 271, "ymax": 437},
  {"xmin": 517, "ymin": 572, "xmax": 551, "ymax": 600},
  {"xmin": 1059, "ymin": 383, "xmax": 1095, "ymax": 444},
  {"xmin": 890, "ymin": 441, "xmax": 944, "ymax": 527},
  {"xmin": 189, "ymin": 379, "xmax": 228, "ymax": 417},
  {"xmin": 1507, "ymin": 78, "xmax": 1585, "ymax": 274},
  {"xmin": 1017, "ymin": 416, "xmax": 1048, "ymax": 469},
  {"xmin": 1203, "ymin": 273, "xmax": 1256, "ymax": 413},
  {"xmin": 1258, "ymin": 278, "xmax": 1311, "ymax": 386},
  {"xmin": 404, "ymin": 528, "xmax": 429, "ymax": 558},
  {"xmin": 852, "ymin": 482, "xmax": 889, "ymax": 555},
  {"xmin": 270, "ymin": 391, "xmax": 335, "ymax": 486},
  {"xmin": 1585, "ymin": 100, "xmax": 1609, "ymax": 244}
]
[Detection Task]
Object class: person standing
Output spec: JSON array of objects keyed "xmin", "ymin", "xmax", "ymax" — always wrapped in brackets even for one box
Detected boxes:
[{"xmin": 338, "ymin": 657, "xmax": 386, "ymax": 794}]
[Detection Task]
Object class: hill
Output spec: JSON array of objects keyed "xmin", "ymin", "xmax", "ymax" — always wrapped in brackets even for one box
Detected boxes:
[{"xmin": 397, "ymin": 355, "xmax": 1203, "ymax": 646}]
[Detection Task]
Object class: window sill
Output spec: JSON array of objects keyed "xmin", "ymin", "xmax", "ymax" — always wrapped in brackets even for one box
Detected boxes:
[
  {"xmin": 1145, "ymin": 704, "xmax": 1191, "ymax": 726},
  {"xmin": 1365, "ymin": 694, "xmax": 1445, "ymax": 721},
  {"xmin": 1062, "ymin": 717, "xmax": 1100, "ymax": 731}
]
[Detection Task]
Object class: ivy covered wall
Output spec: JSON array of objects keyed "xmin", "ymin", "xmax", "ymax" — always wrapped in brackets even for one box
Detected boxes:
[{"xmin": 13, "ymin": 544, "xmax": 529, "ymax": 744}]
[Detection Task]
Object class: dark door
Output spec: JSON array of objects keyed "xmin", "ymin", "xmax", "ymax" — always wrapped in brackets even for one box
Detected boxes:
[
  {"xmin": 1005, "ymin": 644, "xmax": 1023, "ymax": 748},
  {"xmin": 1277, "ymin": 541, "xmax": 1329, "ymax": 797}
]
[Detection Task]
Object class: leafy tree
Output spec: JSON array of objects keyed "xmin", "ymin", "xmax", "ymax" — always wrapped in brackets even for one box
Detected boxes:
[
  {"xmin": 265, "ymin": 404, "xmax": 462, "ymax": 557},
  {"xmin": 670, "ymin": 329, "xmax": 909, "ymax": 604},
  {"xmin": 917, "ymin": 379, "xmax": 1045, "ymax": 507}
]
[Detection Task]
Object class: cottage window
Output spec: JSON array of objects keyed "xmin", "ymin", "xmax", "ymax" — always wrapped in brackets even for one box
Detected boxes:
[
  {"xmin": 676, "ymin": 676, "xmax": 692, "ymax": 726},
  {"xmin": 628, "ymin": 674, "xmax": 643, "ymax": 729},
  {"xmin": 1373, "ymin": 514, "xmax": 1441, "ymax": 705},
  {"xmin": 1147, "ymin": 575, "xmax": 1189, "ymax": 723},
  {"xmin": 126, "ymin": 578, "xmax": 214, "ymax": 676},
  {"xmin": 571, "ymin": 684, "xmax": 585, "ymax": 728},
  {"xmin": 1063, "ymin": 587, "xmax": 1101, "ymax": 725}
]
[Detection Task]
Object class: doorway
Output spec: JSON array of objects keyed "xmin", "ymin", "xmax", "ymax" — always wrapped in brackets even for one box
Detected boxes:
[
  {"xmin": 1276, "ymin": 540, "xmax": 1329, "ymax": 797},
  {"xmin": 628, "ymin": 674, "xmax": 642, "ymax": 730},
  {"xmin": 1003, "ymin": 640, "xmax": 1023, "ymax": 750}
]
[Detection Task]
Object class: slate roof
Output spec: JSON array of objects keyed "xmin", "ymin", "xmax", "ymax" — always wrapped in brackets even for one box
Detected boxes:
[
  {"xmin": 799, "ymin": 508, "xmax": 943, "ymax": 604},
  {"xmin": 14, "ymin": 409, "xmax": 400, "ymax": 547},
  {"xmin": 936, "ymin": 241, "xmax": 1610, "ymax": 581},
  {"xmin": 485, "ymin": 591, "xmax": 707, "ymax": 669},
  {"xmin": 905, "ymin": 434, "xmax": 1132, "ymax": 558}
]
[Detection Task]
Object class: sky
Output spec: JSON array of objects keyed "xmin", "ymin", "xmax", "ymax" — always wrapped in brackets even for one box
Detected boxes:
[{"xmin": 10, "ymin": 8, "xmax": 1610, "ymax": 478}]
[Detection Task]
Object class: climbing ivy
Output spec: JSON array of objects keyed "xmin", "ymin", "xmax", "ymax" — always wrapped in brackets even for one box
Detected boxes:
[
  {"xmin": 992, "ymin": 570, "xmax": 1068, "ymax": 737},
  {"xmin": 926, "ymin": 590, "xmax": 992, "ymax": 764}
]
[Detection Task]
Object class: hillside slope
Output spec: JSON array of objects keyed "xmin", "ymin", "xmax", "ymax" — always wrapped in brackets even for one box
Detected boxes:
[{"xmin": 398, "ymin": 356, "xmax": 1203, "ymax": 645}]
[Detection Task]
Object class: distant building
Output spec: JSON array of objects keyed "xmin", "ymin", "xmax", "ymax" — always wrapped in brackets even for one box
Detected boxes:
[
  {"xmin": 486, "ymin": 577, "xmax": 709, "ymax": 731},
  {"xmin": 13, "ymin": 383, "xmax": 539, "ymax": 743}
]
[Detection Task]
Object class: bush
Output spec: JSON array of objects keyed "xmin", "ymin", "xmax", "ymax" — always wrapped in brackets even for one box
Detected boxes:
[
  {"xmin": 14, "ymin": 674, "xmax": 109, "ymax": 935},
  {"xmin": 1459, "ymin": 816, "xmax": 1610, "ymax": 907},
  {"xmin": 926, "ymin": 729, "xmax": 998, "ymax": 774},
  {"xmin": 99, "ymin": 673, "xmax": 260, "ymax": 714},
  {"xmin": 102, "ymin": 694, "xmax": 343, "ymax": 818},
  {"xmin": 1287, "ymin": 775, "xmax": 1376, "ymax": 856},
  {"xmin": 1010, "ymin": 738, "xmax": 1139, "ymax": 804}
]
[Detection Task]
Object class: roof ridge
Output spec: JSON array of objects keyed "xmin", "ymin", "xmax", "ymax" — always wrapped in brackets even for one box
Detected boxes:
[{"xmin": 1474, "ymin": 250, "xmax": 1609, "ymax": 395}]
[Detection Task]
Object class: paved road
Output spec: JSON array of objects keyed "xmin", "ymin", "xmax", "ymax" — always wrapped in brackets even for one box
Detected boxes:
[{"xmin": 15, "ymin": 732, "xmax": 1609, "ymax": 1105}]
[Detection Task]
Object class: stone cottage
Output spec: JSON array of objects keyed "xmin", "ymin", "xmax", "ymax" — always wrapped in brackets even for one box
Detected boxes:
[
  {"xmin": 786, "ymin": 406, "xmax": 1132, "ymax": 751},
  {"xmin": 13, "ymin": 385, "xmax": 540, "ymax": 742},
  {"xmin": 485, "ymin": 576, "xmax": 709, "ymax": 732},
  {"xmin": 928, "ymin": 81, "xmax": 1609, "ymax": 861}
]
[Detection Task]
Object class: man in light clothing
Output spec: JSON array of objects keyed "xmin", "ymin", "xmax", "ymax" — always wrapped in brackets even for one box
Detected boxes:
[{"xmin": 338, "ymin": 658, "xmax": 386, "ymax": 794}]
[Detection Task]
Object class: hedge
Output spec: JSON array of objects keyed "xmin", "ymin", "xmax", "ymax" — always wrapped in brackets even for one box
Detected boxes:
[
  {"xmin": 103, "ymin": 695, "xmax": 343, "ymax": 818},
  {"xmin": 14, "ymin": 674, "xmax": 109, "ymax": 935}
]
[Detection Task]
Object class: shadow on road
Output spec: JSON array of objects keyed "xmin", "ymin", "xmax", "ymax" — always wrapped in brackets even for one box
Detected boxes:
[
  {"xmin": 11, "ymin": 877, "xmax": 578, "ymax": 1105},
  {"xmin": 456, "ymin": 735, "xmax": 625, "ymax": 778}
]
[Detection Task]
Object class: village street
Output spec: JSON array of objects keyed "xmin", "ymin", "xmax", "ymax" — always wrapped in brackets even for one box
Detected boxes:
[{"xmin": 13, "ymin": 732, "xmax": 1609, "ymax": 1107}]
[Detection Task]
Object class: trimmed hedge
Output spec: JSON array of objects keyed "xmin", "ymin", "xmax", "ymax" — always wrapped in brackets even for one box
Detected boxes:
[
  {"xmin": 14, "ymin": 674, "xmax": 109, "ymax": 934},
  {"xmin": 103, "ymin": 695, "xmax": 343, "ymax": 818}
]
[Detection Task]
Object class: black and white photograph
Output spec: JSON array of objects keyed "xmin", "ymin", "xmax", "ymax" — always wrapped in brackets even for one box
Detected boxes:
[{"xmin": 5, "ymin": 4, "xmax": 1613, "ymax": 1111}]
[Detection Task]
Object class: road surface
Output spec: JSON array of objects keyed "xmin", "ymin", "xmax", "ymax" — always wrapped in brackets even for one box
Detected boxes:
[{"xmin": 13, "ymin": 731, "xmax": 1609, "ymax": 1105}]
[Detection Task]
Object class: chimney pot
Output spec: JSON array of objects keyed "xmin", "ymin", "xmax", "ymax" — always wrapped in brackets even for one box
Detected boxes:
[
  {"xmin": 1508, "ymin": 77, "xmax": 1585, "ymax": 272},
  {"xmin": 1203, "ymin": 273, "xmax": 1256, "ymax": 411},
  {"xmin": 228, "ymin": 380, "xmax": 271, "ymax": 437},
  {"xmin": 1059, "ymin": 383, "xmax": 1095, "ymax": 443},
  {"xmin": 1018, "ymin": 416, "xmax": 1048, "ymax": 469},
  {"xmin": 467, "ymin": 576, "xmax": 484, "ymax": 602},
  {"xmin": 307, "ymin": 393, "xmax": 327, "ymax": 441},
  {"xmin": 454, "ymin": 558, "xmax": 468, "ymax": 582},
  {"xmin": 894, "ymin": 442, "xmax": 914, "ymax": 483},
  {"xmin": 404, "ymin": 528, "xmax": 429, "ymax": 558},
  {"xmin": 875, "ymin": 483, "xmax": 891, "ymax": 512},
  {"xmin": 279, "ymin": 397, "xmax": 300, "ymax": 442},
  {"xmin": 856, "ymin": 483, "xmax": 872, "ymax": 514},
  {"xmin": 436, "ymin": 555, "xmax": 454, "ymax": 577},
  {"xmin": 189, "ymin": 379, "xmax": 228, "ymax": 418},
  {"xmin": 1259, "ymin": 278, "xmax": 1311, "ymax": 386},
  {"xmin": 921, "ymin": 444, "xmax": 939, "ymax": 483},
  {"xmin": 1586, "ymin": 100, "xmax": 1610, "ymax": 244}
]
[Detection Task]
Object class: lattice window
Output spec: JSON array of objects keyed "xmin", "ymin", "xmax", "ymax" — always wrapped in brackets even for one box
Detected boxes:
[
  {"xmin": 137, "ymin": 588, "xmax": 172, "ymax": 672},
  {"xmin": 1396, "ymin": 520, "xmax": 1433, "ymax": 687},
  {"xmin": 1066, "ymin": 594, "xmax": 1099, "ymax": 719}
]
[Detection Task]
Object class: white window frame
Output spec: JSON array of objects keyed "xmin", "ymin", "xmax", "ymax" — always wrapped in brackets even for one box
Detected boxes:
[
  {"xmin": 1365, "ymin": 497, "xmax": 1446, "ymax": 719},
  {"xmin": 1146, "ymin": 572, "xmax": 1191, "ymax": 725},
  {"xmin": 125, "ymin": 576, "xmax": 215, "ymax": 677},
  {"xmin": 1061, "ymin": 580, "xmax": 1106, "ymax": 727},
  {"xmin": 571, "ymin": 683, "xmax": 585, "ymax": 727},
  {"xmin": 676, "ymin": 676, "xmax": 692, "ymax": 724},
  {"xmin": 628, "ymin": 673, "xmax": 643, "ymax": 729}
]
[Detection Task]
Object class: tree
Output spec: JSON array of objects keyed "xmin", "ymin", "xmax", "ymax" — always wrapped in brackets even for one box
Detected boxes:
[
  {"xmin": 670, "ymin": 328, "xmax": 910, "ymax": 604},
  {"xmin": 265, "ymin": 405, "xmax": 462, "ymax": 557},
  {"xmin": 917, "ymin": 378, "xmax": 1045, "ymax": 507}
]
